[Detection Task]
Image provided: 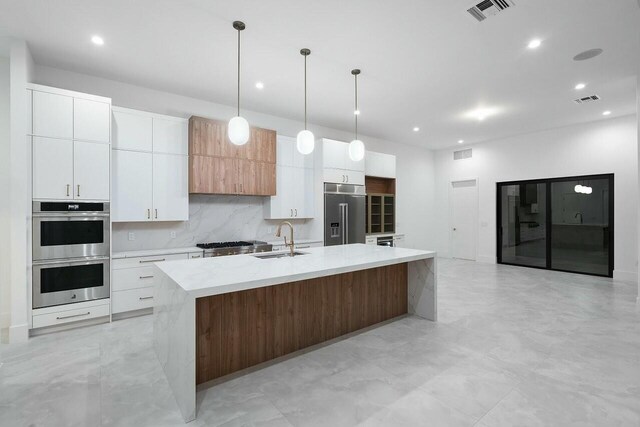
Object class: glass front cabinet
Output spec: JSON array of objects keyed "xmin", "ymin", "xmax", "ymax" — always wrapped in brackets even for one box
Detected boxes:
[{"xmin": 366, "ymin": 194, "xmax": 395, "ymax": 234}]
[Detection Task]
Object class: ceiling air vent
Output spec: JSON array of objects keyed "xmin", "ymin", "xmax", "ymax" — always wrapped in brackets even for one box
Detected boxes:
[
  {"xmin": 573, "ymin": 95, "xmax": 601, "ymax": 105},
  {"xmin": 454, "ymin": 148, "xmax": 472, "ymax": 160},
  {"xmin": 467, "ymin": 0, "xmax": 515, "ymax": 22}
]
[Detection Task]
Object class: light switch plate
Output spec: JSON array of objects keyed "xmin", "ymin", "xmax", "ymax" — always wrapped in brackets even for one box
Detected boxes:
[
  {"xmin": 128, "ymin": 232, "xmax": 135, "ymax": 241},
  {"xmin": 170, "ymin": 231, "xmax": 176, "ymax": 239}
]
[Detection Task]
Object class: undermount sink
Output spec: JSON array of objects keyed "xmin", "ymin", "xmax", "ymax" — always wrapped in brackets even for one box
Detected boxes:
[{"xmin": 253, "ymin": 251, "xmax": 308, "ymax": 259}]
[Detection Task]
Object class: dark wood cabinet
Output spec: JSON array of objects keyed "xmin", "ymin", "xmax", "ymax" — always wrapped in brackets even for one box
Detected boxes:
[{"xmin": 188, "ymin": 116, "xmax": 276, "ymax": 195}]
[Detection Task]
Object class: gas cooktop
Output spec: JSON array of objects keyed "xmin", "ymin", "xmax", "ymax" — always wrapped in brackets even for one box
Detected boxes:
[{"xmin": 196, "ymin": 240, "xmax": 272, "ymax": 257}]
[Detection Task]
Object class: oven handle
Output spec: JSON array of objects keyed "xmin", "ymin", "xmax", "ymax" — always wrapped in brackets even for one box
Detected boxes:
[
  {"xmin": 32, "ymin": 256, "xmax": 110, "ymax": 266},
  {"xmin": 33, "ymin": 213, "xmax": 110, "ymax": 218}
]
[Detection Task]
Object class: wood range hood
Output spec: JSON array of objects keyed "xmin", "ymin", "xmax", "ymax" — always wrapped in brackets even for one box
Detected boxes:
[{"xmin": 188, "ymin": 115, "xmax": 277, "ymax": 196}]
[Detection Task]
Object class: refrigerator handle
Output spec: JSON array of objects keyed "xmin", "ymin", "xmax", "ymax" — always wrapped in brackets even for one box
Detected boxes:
[
  {"xmin": 345, "ymin": 204, "xmax": 349, "ymax": 244},
  {"xmin": 339, "ymin": 203, "xmax": 348, "ymax": 245}
]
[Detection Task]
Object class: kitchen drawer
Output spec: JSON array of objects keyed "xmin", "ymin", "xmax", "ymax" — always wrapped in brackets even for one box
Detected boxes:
[
  {"xmin": 365, "ymin": 237, "xmax": 377, "ymax": 245},
  {"xmin": 112, "ymin": 266, "xmax": 155, "ymax": 291},
  {"xmin": 112, "ymin": 253, "xmax": 188, "ymax": 270},
  {"xmin": 188, "ymin": 252, "xmax": 203, "ymax": 259},
  {"xmin": 112, "ymin": 288, "xmax": 155, "ymax": 314},
  {"xmin": 32, "ymin": 302, "xmax": 110, "ymax": 328}
]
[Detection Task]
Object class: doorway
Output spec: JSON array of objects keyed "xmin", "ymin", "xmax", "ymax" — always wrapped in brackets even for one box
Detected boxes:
[
  {"xmin": 450, "ymin": 179, "xmax": 477, "ymax": 261},
  {"xmin": 497, "ymin": 174, "xmax": 614, "ymax": 277}
]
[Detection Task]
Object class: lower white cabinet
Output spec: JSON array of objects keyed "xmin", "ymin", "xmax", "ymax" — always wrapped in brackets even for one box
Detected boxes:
[
  {"xmin": 365, "ymin": 236, "xmax": 377, "ymax": 245},
  {"xmin": 394, "ymin": 234, "xmax": 405, "ymax": 247},
  {"xmin": 111, "ymin": 251, "xmax": 201, "ymax": 315},
  {"xmin": 32, "ymin": 299, "xmax": 110, "ymax": 329}
]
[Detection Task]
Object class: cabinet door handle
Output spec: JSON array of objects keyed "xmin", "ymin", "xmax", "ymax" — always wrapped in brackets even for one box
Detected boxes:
[
  {"xmin": 66, "ymin": 184, "xmax": 70, "ymax": 197},
  {"xmin": 295, "ymin": 208, "xmax": 298, "ymax": 217},
  {"xmin": 56, "ymin": 311, "xmax": 90, "ymax": 320},
  {"xmin": 155, "ymin": 209, "xmax": 158, "ymax": 219},
  {"xmin": 77, "ymin": 185, "xmax": 80, "ymax": 197},
  {"xmin": 147, "ymin": 209, "xmax": 151, "ymax": 219},
  {"xmin": 346, "ymin": 175, "xmax": 349, "ymax": 183},
  {"xmin": 139, "ymin": 258, "xmax": 165, "ymax": 263},
  {"xmin": 235, "ymin": 184, "xmax": 238, "ymax": 193},
  {"xmin": 139, "ymin": 275, "xmax": 154, "ymax": 279},
  {"xmin": 290, "ymin": 208, "xmax": 293, "ymax": 217},
  {"xmin": 139, "ymin": 296, "xmax": 154, "ymax": 300},
  {"xmin": 240, "ymin": 183, "xmax": 243, "ymax": 193},
  {"xmin": 342, "ymin": 175, "xmax": 345, "ymax": 182}
]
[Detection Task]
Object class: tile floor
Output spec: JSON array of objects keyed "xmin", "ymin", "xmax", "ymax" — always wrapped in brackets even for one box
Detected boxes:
[{"xmin": 1, "ymin": 258, "xmax": 639, "ymax": 426}]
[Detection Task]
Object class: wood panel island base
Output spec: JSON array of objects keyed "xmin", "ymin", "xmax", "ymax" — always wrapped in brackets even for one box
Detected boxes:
[{"xmin": 153, "ymin": 244, "xmax": 437, "ymax": 423}]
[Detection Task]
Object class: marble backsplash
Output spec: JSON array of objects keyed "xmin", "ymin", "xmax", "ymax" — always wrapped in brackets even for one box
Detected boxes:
[{"xmin": 112, "ymin": 195, "xmax": 316, "ymax": 253}]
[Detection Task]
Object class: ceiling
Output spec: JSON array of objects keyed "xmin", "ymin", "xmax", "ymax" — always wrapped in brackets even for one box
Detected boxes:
[{"xmin": 0, "ymin": 0, "xmax": 638, "ymax": 150}]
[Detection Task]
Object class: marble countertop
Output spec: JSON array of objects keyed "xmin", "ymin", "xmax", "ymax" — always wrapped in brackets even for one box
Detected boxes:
[
  {"xmin": 155, "ymin": 243, "xmax": 436, "ymax": 298},
  {"xmin": 112, "ymin": 246, "xmax": 203, "ymax": 259}
]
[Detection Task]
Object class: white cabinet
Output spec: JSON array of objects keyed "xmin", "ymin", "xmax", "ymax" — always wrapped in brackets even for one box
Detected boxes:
[
  {"xmin": 112, "ymin": 109, "xmax": 153, "ymax": 151},
  {"xmin": 32, "ymin": 91, "xmax": 73, "ymax": 139},
  {"xmin": 32, "ymin": 137, "xmax": 74, "ymax": 200},
  {"xmin": 365, "ymin": 236, "xmax": 377, "ymax": 246},
  {"xmin": 111, "ymin": 251, "xmax": 201, "ymax": 315},
  {"xmin": 153, "ymin": 117, "xmax": 188, "ymax": 155},
  {"xmin": 111, "ymin": 108, "xmax": 189, "ymax": 222},
  {"xmin": 321, "ymin": 139, "xmax": 365, "ymax": 185},
  {"xmin": 365, "ymin": 151, "xmax": 396, "ymax": 178},
  {"xmin": 393, "ymin": 234, "xmax": 405, "ymax": 247},
  {"xmin": 264, "ymin": 136, "xmax": 315, "ymax": 219},
  {"xmin": 152, "ymin": 153, "xmax": 189, "ymax": 221},
  {"xmin": 32, "ymin": 137, "xmax": 109, "ymax": 201},
  {"xmin": 112, "ymin": 150, "xmax": 153, "ymax": 221},
  {"xmin": 73, "ymin": 98, "xmax": 110, "ymax": 143},
  {"xmin": 30, "ymin": 85, "xmax": 111, "ymax": 201},
  {"xmin": 73, "ymin": 141, "xmax": 110, "ymax": 200}
]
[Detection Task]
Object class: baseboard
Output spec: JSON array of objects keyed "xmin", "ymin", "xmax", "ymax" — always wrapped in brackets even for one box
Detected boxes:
[
  {"xmin": 111, "ymin": 308, "xmax": 152, "ymax": 321},
  {"xmin": 29, "ymin": 316, "xmax": 109, "ymax": 337},
  {"xmin": 476, "ymin": 255, "xmax": 497, "ymax": 264},
  {"xmin": 613, "ymin": 270, "xmax": 638, "ymax": 283},
  {"xmin": 9, "ymin": 323, "xmax": 29, "ymax": 343}
]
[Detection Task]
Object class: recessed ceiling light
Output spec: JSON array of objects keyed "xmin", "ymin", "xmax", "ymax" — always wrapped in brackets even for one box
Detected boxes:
[
  {"xmin": 354, "ymin": 109, "xmax": 360, "ymax": 115},
  {"xmin": 255, "ymin": 82, "xmax": 264, "ymax": 89},
  {"xmin": 527, "ymin": 39, "xmax": 542, "ymax": 49},
  {"xmin": 574, "ymin": 83, "xmax": 586, "ymax": 90},
  {"xmin": 602, "ymin": 110, "xmax": 611, "ymax": 116},
  {"xmin": 458, "ymin": 140, "xmax": 464, "ymax": 144},
  {"xmin": 91, "ymin": 35, "xmax": 104, "ymax": 46},
  {"xmin": 413, "ymin": 127, "xmax": 420, "ymax": 132}
]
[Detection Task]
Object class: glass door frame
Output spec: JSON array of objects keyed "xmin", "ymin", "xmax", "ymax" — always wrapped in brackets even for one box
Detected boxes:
[{"xmin": 496, "ymin": 173, "xmax": 614, "ymax": 278}]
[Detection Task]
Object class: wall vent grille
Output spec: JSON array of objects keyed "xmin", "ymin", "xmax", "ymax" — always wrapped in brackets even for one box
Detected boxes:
[
  {"xmin": 454, "ymin": 149, "xmax": 473, "ymax": 160},
  {"xmin": 573, "ymin": 95, "xmax": 601, "ymax": 104},
  {"xmin": 467, "ymin": 0, "xmax": 515, "ymax": 22}
]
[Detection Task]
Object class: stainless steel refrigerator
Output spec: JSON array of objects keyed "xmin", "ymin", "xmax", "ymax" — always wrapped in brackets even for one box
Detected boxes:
[{"xmin": 324, "ymin": 183, "xmax": 366, "ymax": 246}]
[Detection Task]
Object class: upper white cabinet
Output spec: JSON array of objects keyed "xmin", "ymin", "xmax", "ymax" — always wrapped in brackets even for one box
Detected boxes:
[
  {"xmin": 112, "ymin": 109, "xmax": 153, "ymax": 151},
  {"xmin": 365, "ymin": 151, "xmax": 396, "ymax": 178},
  {"xmin": 153, "ymin": 117, "xmax": 188, "ymax": 155},
  {"xmin": 111, "ymin": 107, "xmax": 189, "ymax": 222},
  {"xmin": 30, "ymin": 85, "xmax": 111, "ymax": 201},
  {"xmin": 32, "ymin": 137, "xmax": 74, "ymax": 200},
  {"xmin": 264, "ymin": 136, "xmax": 315, "ymax": 219},
  {"xmin": 32, "ymin": 91, "xmax": 73, "ymax": 139},
  {"xmin": 321, "ymin": 139, "xmax": 365, "ymax": 185},
  {"xmin": 73, "ymin": 141, "xmax": 110, "ymax": 200},
  {"xmin": 73, "ymin": 98, "xmax": 110, "ymax": 143}
]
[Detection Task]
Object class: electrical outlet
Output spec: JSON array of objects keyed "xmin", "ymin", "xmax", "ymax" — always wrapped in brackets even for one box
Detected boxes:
[
  {"xmin": 128, "ymin": 232, "xmax": 135, "ymax": 241},
  {"xmin": 170, "ymin": 231, "xmax": 176, "ymax": 239}
]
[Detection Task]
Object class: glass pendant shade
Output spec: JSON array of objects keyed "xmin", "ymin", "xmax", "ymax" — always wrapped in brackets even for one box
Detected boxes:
[
  {"xmin": 228, "ymin": 116, "xmax": 250, "ymax": 145},
  {"xmin": 297, "ymin": 129, "xmax": 315, "ymax": 155},
  {"xmin": 574, "ymin": 185, "xmax": 583, "ymax": 193},
  {"xmin": 348, "ymin": 139, "xmax": 365, "ymax": 162}
]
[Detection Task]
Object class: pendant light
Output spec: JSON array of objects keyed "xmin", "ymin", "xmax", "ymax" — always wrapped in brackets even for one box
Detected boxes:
[
  {"xmin": 296, "ymin": 48, "xmax": 315, "ymax": 155},
  {"xmin": 348, "ymin": 69, "xmax": 365, "ymax": 162},
  {"xmin": 228, "ymin": 21, "xmax": 250, "ymax": 146}
]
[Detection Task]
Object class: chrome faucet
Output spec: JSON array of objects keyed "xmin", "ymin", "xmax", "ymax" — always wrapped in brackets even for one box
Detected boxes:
[
  {"xmin": 276, "ymin": 221, "xmax": 295, "ymax": 257},
  {"xmin": 574, "ymin": 212, "xmax": 583, "ymax": 224}
]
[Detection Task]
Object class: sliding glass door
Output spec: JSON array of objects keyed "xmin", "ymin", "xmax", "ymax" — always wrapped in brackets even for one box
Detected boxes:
[{"xmin": 497, "ymin": 174, "xmax": 613, "ymax": 277}]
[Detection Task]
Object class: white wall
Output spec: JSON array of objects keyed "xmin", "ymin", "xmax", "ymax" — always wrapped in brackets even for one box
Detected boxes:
[
  {"xmin": 0, "ymin": 54, "xmax": 10, "ymax": 341},
  {"xmin": 33, "ymin": 65, "xmax": 436, "ymax": 252},
  {"xmin": 434, "ymin": 115, "xmax": 638, "ymax": 281}
]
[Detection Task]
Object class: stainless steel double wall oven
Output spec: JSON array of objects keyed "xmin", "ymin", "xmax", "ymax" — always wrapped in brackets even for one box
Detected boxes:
[{"xmin": 32, "ymin": 201, "xmax": 110, "ymax": 309}]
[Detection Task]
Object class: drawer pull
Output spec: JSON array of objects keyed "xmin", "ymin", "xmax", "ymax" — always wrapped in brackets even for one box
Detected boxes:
[
  {"xmin": 139, "ymin": 258, "xmax": 165, "ymax": 263},
  {"xmin": 191, "ymin": 255, "xmax": 201, "ymax": 259},
  {"xmin": 56, "ymin": 311, "xmax": 90, "ymax": 320},
  {"xmin": 139, "ymin": 275, "xmax": 154, "ymax": 279},
  {"xmin": 296, "ymin": 245, "xmax": 310, "ymax": 249},
  {"xmin": 139, "ymin": 296, "xmax": 154, "ymax": 300}
]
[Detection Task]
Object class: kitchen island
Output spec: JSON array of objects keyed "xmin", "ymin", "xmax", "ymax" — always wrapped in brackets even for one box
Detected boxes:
[{"xmin": 153, "ymin": 243, "xmax": 437, "ymax": 422}]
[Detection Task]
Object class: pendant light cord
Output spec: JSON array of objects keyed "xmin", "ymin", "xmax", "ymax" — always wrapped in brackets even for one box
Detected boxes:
[
  {"xmin": 237, "ymin": 27, "xmax": 241, "ymax": 117},
  {"xmin": 354, "ymin": 73, "xmax": 358, "ymax": 140},
  {"xmin": 304, "ymin": 53, "xmax": 308, "ymax": 130}
]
